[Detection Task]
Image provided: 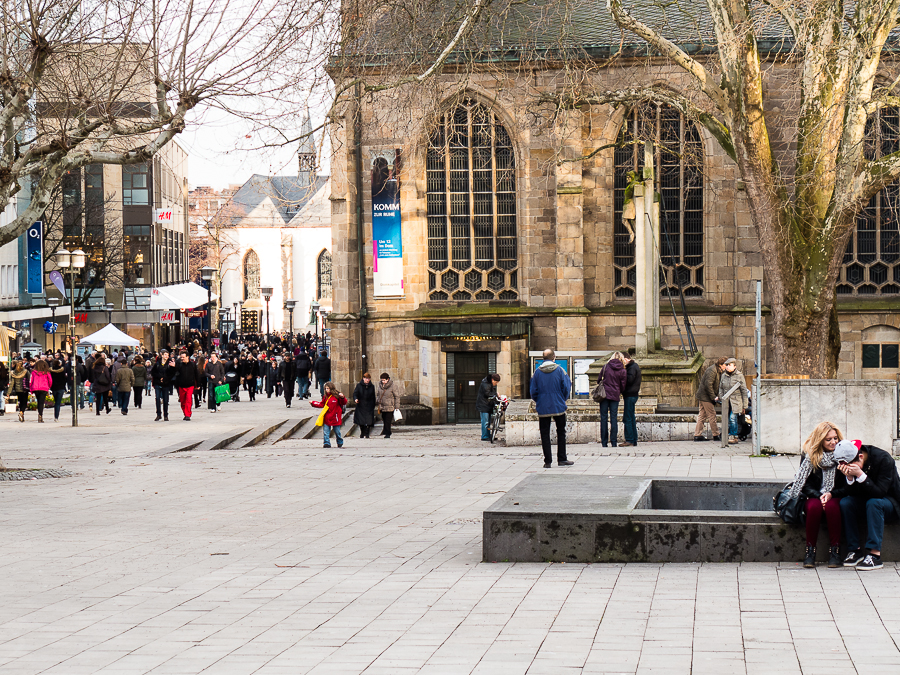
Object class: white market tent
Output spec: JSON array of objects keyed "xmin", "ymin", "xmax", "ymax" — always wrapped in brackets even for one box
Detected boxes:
[
  {"xmin": 79, "ymin": 323, "xmax": 141, "ymax": 347},
  {"xmin": 150, "ymin": 282, "xmax": 217, "ymax": 310}
]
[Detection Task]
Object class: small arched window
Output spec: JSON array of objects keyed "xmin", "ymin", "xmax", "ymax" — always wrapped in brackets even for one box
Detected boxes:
[
  {"xmin": 426, "ymin": 98, "xmax": 518, "ymax": 301},
  {"xmin": 614, "ymin": 103, "xmax": 704, "ymax": 298},
  {"xmin": 243, "ymin": 250, "xmax": 260, "ymax": 300},
  {"xmin": 318, "ymin": 249, "xmax": 332, "ymax": 299}
]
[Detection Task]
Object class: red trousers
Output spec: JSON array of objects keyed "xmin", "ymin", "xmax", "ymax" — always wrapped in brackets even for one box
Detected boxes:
[
  {"xmin": 178, "ymin": 387, "xmax": 194, "ymax": 419},
  {"xmin": 806, "ymin": 496, "xmax": 841, "ymax": 546}
]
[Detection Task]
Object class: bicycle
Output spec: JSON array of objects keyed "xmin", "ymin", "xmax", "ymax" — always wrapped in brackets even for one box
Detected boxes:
[{"xmin": 488, "ymin": 394, "xmax": 510, "ymax": 443}]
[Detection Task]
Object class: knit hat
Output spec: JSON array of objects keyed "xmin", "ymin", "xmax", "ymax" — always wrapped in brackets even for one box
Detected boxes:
[
  {"xmin": 724, "ymin": 358, "xmax": 737, "ymax": 365},
  {"xmin": 834, "ymin": 439, "xmax": 862, "ymax": 463}
]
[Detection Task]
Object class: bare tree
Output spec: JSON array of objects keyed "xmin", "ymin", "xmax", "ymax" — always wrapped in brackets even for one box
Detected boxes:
[{"xmin": 0, "ymin": 0, "xmax": 330, "ymax": 248}]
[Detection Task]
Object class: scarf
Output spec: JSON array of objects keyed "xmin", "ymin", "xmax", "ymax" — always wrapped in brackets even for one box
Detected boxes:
[{"xmin": 788, "ymin": 451, "xmax": 837, "ymax": 499}]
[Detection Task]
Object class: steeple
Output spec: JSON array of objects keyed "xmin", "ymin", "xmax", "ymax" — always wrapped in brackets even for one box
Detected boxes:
[{"xmin": 298, "ymin": 116, "xmax": 316, "ymax": 188}]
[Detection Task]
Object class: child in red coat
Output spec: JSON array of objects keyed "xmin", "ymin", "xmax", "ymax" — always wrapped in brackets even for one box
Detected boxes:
[{"xmin": 311, "ymin": 382, "xmax": 347, "ymax": 448}]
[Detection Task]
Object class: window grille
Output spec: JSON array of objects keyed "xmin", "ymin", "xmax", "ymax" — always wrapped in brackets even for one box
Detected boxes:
[
  {"xmin": 318, "ymin": 249, "xmax": 332, "ymax": 299},
  {"xmin": 244, "ymin": 250, "xmax": 260, "ymax": 300},
  {"xmin": 839, "ymin": 108, "xmax": 900, "ymax": 295},
  {"xmin": 426, "ymin": 99, "xmax": 518, "ymax": 301},
  {"xmin": 613, "ymin": 103, "xmax": 704, "ymax": 298}
]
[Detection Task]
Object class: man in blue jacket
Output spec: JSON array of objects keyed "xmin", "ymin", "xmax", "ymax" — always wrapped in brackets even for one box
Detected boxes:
[{"xmin": 529, "ymin": 348, "xmax": 574, "ymax": 469}]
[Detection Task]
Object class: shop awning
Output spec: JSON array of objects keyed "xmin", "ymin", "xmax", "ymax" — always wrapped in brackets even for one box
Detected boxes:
[
  {"xmin": 150, "ymin": 282, "xmax": 217, "ymax": 310},
  {"xmin": 79, "ymin": 323, "xmax": 141, "ymax": 347},
  {"xmin": 413, "ymin": 320, "xmax": 530, "ymax": 340},
  {"xmin": 0, "ymin": 305, "xmax": 71, "ymax": 322}
]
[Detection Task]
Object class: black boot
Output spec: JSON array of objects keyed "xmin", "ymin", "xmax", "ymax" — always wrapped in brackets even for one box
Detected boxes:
[
  {"xmin": 828, "ymin": 546, "xmax": 842, "ymax": 568},
  {"xmin": 803, "ymin": 545, "xmax": 816, "ymax": 568}
]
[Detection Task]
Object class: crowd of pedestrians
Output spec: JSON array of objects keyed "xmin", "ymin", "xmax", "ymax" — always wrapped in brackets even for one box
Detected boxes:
[{"xmin": 0, "ymin": 329, "xmax": 335, "ymax": 423}]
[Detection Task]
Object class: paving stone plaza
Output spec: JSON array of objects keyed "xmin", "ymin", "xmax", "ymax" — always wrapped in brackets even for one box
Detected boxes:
[{"xmin": 2, "ymin": 397, "xmax": 899, "ymax": 674}]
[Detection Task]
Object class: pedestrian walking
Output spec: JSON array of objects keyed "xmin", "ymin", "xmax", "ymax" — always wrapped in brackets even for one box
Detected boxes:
[
  {"xmin": 131, "ymin": 356, "xmax": 147, "ymax": 410},
  {"xmin": 175, "ymin": 352, "xmax": 197, "ymax": 420},
  {"xmin": 50, "ymin": 360, "xmax": 67, "ymax": 422},
  {"xmin": 597, "ymin": 352, "xmax": 627, "ymax": 448},
  {"xmin": 376, "ymin": 372, "xmax": 400, "ymax": 439},
  {"xmin": 621, "ymin": 349, "xmax": 641, "ymax": 447},
  {"xmin": 114, "ymin": 358, "xmax": 135, "ymax": 415},
  {"xmin": 353, "ymin": 373, "xmax": 376, "ymax": 438},
  {"xmin": 719, "ymin": 357, "xmax": 750, "ymax": 444},
  {"xmin": 0, "ymin": 361, "xmax": 8, "ymax": 417},
  {"xmin": 295, "ymin": 349, "xmax": 311, "ymax": 399},
  {"xmin": 151, "ymin": 352, "xmax": 175, "ymax": 421},
  {"xmin": 9, "ymin": 361, "xmax": 29, "ymax": 422},
  {"xmin": 194, "ymin": 355, "xmax": 207, "ymax": 408},
  {"xmin": 530, "ymin": 348, "xmax": 574, "ymax": 468},
  {"xmin": 204, "ymin": 353, "xmax": 225, "ymax": 413},
  {"xmin": 694, "ymin": 357, "xmax": 725, "ymax": 441},
  {"xmin": 28, "ymin": 359, "xmax": 51, "ymax": 423},
  {"xmin": 225, "ymin": 356, "xmax": 241, "ymax": 401},
  {"xmin": 311, "ymin": 382, "xmax": 347, "ymax": 448},
  {"xmin": 280, "ymin": 353, "xmax": 296, "ymax": 408},
  {"xmin": 314, "ymin": 350, "xmax": 331, "ymax": 396},
  {"xmin": 90, "ymin": 358, "xmax": 113, "ymax": 416}
]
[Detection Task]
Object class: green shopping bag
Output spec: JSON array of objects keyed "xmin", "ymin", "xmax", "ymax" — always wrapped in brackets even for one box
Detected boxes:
[{"xmin": 215, "ymin": 384, "xmax": 231, "ymax": 403}]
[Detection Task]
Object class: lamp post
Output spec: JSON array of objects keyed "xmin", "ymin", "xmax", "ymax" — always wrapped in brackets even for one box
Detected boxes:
[
  {"xmin": 284, "ymin": 298, "xmax": 296, "ymax": 339},
  {"xmin": 234, "ymin": 300, "xmax": 243, "ymax": 338},
  {"xmin": 260, "ymin": 285, "xmax": 273, "ymax": 345},
  {"xmin": 55, "ymin": 249, "xmax": 85, "ymax": 427},
  {"xmin": 105, "ymin": 302, "xmax": 115, "ymax": 326},
  {"xmin": 47, "ymin": 297, "xmax": 60, "ymax": 352},
  {"xmin": 200, "ymin": 266, "xmax": 215, "ymax": 335},
  {"xmin": 320, "ymin": 308, "xmax": 329, "ymax": 354},
  {"xmin": 311, "ymin": 299, "xmax": 320, "ymax": 340}
]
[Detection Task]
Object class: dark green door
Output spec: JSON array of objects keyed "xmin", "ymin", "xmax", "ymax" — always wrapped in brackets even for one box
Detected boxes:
[{"xmin": 454, "ymin": 353, "xmax": 489, "ymax": 423}]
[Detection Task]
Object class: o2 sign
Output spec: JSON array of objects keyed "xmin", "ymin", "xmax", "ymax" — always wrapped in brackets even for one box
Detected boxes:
[{"xmin": 26, "ymin": 222, "xmax": 42, "ymax": 294}]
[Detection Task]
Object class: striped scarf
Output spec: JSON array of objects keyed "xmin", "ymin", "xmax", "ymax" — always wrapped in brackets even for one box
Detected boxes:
[{"xmin": 788, "ymin": 451, "xmax": 837, "ymax": 500}]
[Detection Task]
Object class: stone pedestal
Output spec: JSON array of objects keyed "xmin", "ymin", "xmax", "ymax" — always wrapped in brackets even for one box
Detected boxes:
[{"xmin": 587, "ymin": 350, "xmax": 705, "ymax": 408}]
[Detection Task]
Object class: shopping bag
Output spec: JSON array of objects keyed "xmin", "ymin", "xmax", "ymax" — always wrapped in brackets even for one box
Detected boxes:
[
  {"xmin": 393, "ymin": 408, "xmax": 402, "ymax": 422},
  {"xmin": 315, "ymin": 404, "xmax": 329, "ymax": 426},
  {"xmin": 214, "ymin": 384, "xmax": 231, "ymax": 403}
]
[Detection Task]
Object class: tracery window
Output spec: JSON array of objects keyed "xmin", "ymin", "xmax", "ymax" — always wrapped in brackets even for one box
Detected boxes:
[
  {"xmin": 839, "ymin": 108, "xmax": 900, "ymax": 295},
  {"xmin": 317, "ymin": 249, "xmax": 332, "ymax": 299},
  {"xmin": 614, "ymin": 103, "xmax": 704, "ymax": 298},
  {"xmin": 243, "ymin": 250, "xmax": 260, "ymax": 300},
  {"xmin": 426, "ymin": 99, "xmax": 518, "ymax": 301}
]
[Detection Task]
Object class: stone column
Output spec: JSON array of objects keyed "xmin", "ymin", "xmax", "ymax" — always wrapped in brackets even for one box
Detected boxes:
[
  {"xmin": 554, "ymin": 110, "xmax": 588, "ymax": 351},
  {"xmin": 634, "ymin": 142, "xmax": 660, "ymax": 356}
]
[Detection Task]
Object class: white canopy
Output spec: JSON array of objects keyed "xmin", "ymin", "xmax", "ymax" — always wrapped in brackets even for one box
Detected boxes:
[
  {"xmin": 150, "ymin": 282, "xmax": 217, "ymax": 310},
  {"xmin": 79, "ymin": 323, "xmax": 141, "ymax": 347}
]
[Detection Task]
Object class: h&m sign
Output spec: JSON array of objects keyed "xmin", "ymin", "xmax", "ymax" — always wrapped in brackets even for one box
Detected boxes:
[
  {"xmin": 73, "ymin": 313, "xmax": 88, "ymax": 323},
  {"xmin": 158, "ymin": 311, "xmax": 177, "ymax": 323},
  {"xmin": 154, "ymin": 209, "xmax": 174, "ymax": 224}
]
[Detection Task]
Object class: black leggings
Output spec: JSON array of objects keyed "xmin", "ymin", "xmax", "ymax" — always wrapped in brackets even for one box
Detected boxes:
[
  {"xmin": 16, "ymin": 392, "xmax": 28, "ymax": 413},
  {"xmin": 381, "ymin": 411, "xmax": 393, "ymax": 438},
  {"xmin": 134, "ymin": 388, "xmax": 143, "ymax": 408}
]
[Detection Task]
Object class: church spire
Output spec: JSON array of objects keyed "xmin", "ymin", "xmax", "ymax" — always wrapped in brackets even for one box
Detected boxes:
[{"xmin": 298, "ymin": 116, "xmax": 316, "ymax": 187}]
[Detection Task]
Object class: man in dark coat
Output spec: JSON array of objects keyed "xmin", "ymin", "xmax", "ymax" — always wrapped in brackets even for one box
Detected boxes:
[
  {"xmin": 621, "ymin": 349, "xmax": 642, "ymax": 447},
  {"xmin": 695, "ymin": 357, "xmax": 726, "ymax": 441},
  {"xmin": 204, "ymin": 353, "xmax": 225, "ymax": 412},
  {"xmin": 834, "ymin": 440, "xmax": 900, "ymax": 570},
  {"xmin": 150, "ymin": 352, "xmax": 177, "ymax": 421},
  {"xmin": 313, "ymin": 351, "xmax": 331, "ymax": 396},
  {"xmin": 295, "ymin": 350, "xmax": 312, "ymax": 399},
  {"xmin": 475, "ymin": 374, "xmax": 501, "ymax": 441},
  {"xmin": 264, "ymin": 357, "xmax": 279, "ymax": 398},
  {"xmin": 279, "ymin": 354, "xmax": 296, "ymax": 408}
]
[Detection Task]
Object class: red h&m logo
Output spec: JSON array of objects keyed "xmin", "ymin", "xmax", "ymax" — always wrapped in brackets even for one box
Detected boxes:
[
  {"xmin": 73, "ymin": 313, "xmax": 88, "ymax": 323},
  {"xmin": 159, "ymin": 312, "xmax": 176, "ymax": 322}
]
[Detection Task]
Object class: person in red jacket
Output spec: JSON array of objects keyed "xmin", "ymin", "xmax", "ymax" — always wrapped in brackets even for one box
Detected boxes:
[{"xmin": 311, "ymin": 381, "xmax": 347, "ymax": 448}]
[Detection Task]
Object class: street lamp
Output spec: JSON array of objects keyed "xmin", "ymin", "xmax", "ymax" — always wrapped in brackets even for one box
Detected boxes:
[
  {"xmin": 284, "ymin": 298, "xmax": 296, "ymax": 338},
  {"xmin": 55, "ymin": 248, "xmax": 85, "ymax": 427},
  {"xmin": 200, "ymin": 266, "xmax": 215, "ymax": 335},
  {"xmin": 320, "ymin": 308, "xmax": 329, "ymax": 353},
  {"xmin": 260, "ymin": 285, "xmax": 273, "ymax": 344},
  {"xmin": 105, "ymin": 302, "xmax": 115, "ymax": 326},
  {"xmin": 311, "ymin": 299, "xmax": 320, "ymax": 340},
  {"xmin": 47, "ymin": 297, "xmax": 60, "ymax": 352}
]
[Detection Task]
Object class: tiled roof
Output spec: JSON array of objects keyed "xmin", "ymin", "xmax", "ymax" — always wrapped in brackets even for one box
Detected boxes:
[{"xmin": 225, "ymin": 174, "xmax": 329, "ymax": 225}]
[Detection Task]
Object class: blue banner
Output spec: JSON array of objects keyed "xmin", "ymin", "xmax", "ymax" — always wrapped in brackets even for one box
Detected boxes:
[
  {"xmin": 372, "ymin": 169, "xmax": 404, "ymax": 296},
  {"xmin": 26, "ymin": 221, "xmax": 43, "ymax": 294}
]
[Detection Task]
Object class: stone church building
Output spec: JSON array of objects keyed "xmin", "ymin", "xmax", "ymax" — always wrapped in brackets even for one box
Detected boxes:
[{"xmin": 326, "ymin": 7, "xmax": 900, "ymax": 424}]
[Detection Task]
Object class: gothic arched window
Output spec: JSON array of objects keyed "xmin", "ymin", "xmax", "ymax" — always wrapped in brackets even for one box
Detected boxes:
[
  {"xmin": 243, "ymin": 250, "xmax": 260, "ymax": 300},
  {"xmin": 613, "ymin": 103, "xmax": 704, "ymax": 298},
  {"xmin": 318, "ymin": 249, "xmax": 332, "ymax": 299},
  {"xmin": 839, "ymin": 108, "xmax": 900, "ymax": 295},
  {"xmin": 426, "ymin": 99, "xmax": 518, "ymax": 301}
]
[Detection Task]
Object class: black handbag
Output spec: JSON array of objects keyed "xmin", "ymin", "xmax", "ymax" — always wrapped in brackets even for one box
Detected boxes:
[
  {"xmin": 773, "ymin": 483, "xmax": 805, "ymax": 525},
  {"xmin": 591, "ymin": 366, "xmax": 607, "ymax": 402}
]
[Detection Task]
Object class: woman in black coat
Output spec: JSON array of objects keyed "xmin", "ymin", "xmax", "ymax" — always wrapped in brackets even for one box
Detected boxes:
[
  {"xmin": 353, "ymin": 372, "xmax": 377, "ymax": 438},
  {"xmin": 225, "ymin": 357, "xmax": 240, "ymax": 401},
  {"xmin": 279, "ymin": 354, "xmax": 296, "ymax": 408},
  {"xmin": 264, "ymin": 357, "xmax": 279, "ymax": 398}
]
